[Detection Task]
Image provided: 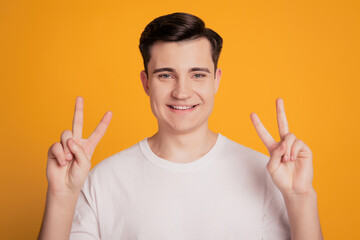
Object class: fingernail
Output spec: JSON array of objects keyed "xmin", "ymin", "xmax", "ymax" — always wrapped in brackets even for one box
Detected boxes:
[
  {"xmin": 66, "ymin": 153, "xmax": 73, "ymax": 160},
  {"xmin": 284, "ymin": 155, "xmax": 289, "ymax": 160}
]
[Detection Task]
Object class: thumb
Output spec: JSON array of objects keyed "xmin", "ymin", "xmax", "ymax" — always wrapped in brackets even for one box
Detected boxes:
[
  {"xmin": 267, "ymin": 141, "xmax": 286, "ymax": 174},
  {"xmin": 67, "ymin": 138, "xmax": 90, "ymax": 168}
]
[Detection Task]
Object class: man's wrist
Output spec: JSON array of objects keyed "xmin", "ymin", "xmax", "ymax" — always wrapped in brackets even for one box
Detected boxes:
[
  {"xmin": 47, "ymin": 185, "xmax": 81, "ymax": 198},
  {"xmin": 282, "ymin": 188, "xmax": 323, "ymax": 240},
  {"xmin": 283, "ymin": 187, "xmax": 317, "ymax": 203}
]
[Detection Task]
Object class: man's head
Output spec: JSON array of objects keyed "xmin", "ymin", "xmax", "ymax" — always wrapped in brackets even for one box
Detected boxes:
[
  {"xmin": 139, "ymin": 12, "xmax": 223, "ymax": 77},
  {"xmin": 138, "ymin": 13, "xmax": 223, "ymax": 134}
]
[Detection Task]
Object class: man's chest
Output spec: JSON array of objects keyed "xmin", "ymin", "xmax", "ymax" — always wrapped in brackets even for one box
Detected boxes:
[{"xmin": 96, "ymin": 169, "xmax": 265, "ymax": 239}]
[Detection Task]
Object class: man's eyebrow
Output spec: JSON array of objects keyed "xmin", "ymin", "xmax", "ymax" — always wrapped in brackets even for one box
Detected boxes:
[
  {"xmin": 152, "ymin": 67, "xmax": 212, "ymax": 74},
  {"xmin": 188, "ymin": 67, "xmax": 211, "ymax": 73},
  {"xmin": 153, "ymin": 68, "xmax": 175, "ymax": 74}
]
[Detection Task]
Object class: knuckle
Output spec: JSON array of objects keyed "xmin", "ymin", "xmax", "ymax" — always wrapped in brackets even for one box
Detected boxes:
[
  {"xmin": 55, "ymin": 142, "xmax": 64, "ymax": 153},
  {"xmin": 285, "ymin": 132, "xmax": 296, "ymax": 140},
  {"xmin": 60, "ymin": 130, "xmax": 73, "ymax": 149},
  {"xmin": 294, "ymin": 138, "xmax": 303, "ymax": 145},
  {"xmin": 48, "ymin": 143, "xmax": 56, "ymax": 155},
  {"xmin": 50, "ymin": 142, "xmax": 64, "ymax": 157},
  {"xmin": 49, "ymin": 142, "xmax": 57, "ymax": 150},
  {"xmin": 51, "ymin": 142, "xmax": 60, "ymax": 152},
  {"xmin": 61, "ymin": 129, "xmax": 73, "ymax": 140}
]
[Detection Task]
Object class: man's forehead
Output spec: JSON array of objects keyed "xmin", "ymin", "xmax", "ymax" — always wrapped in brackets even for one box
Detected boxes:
[{"xmin": 148, "ymin": 37, "xmax": 213, "ymax": 72}]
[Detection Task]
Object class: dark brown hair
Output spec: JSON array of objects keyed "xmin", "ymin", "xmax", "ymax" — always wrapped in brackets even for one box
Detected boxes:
[{"xmin": 139, "ymin": 12, "xmax": 223, "ymax": 76}]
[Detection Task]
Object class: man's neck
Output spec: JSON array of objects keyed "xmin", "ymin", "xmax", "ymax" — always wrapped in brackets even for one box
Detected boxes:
[{"xmin": 147, "ymin": 125, "xmax": 218, "ymax": 164}]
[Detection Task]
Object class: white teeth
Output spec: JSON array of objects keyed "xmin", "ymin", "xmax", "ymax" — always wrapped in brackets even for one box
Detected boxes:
[{"xmin": 170, "ymin": 105, "xmax": 196, "ymax": 110}]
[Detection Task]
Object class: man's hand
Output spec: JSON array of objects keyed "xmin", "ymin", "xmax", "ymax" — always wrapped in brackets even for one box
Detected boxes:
[
  {"xmin": 39, "ymin": 96, "xmax": 112, "ymax": 240},
  {"xmin": 250, "ymin": 97, "xmax": 323, "ymax": 240},
  {"xmin": 250, "ymin": 98, "xmax": 314, "ymax": 196},
  {"xmin": 46, "ymin": 96, "xmax": 113, "ymax": 195}
]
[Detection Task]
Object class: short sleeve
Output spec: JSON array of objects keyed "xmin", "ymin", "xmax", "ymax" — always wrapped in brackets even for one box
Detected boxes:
[
  {"xmin": 70, "ymin": 180, "xmax": 100, "ymax": 240},
  {"xmin": 261, "ymin": 171, "xmax": 291, "ymax": 240}
]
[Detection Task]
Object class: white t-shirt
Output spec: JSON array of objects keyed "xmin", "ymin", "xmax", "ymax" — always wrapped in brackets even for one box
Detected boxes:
[{"xmin": 70, "ymin": 133, "xmax": 290, "ymax": 240}]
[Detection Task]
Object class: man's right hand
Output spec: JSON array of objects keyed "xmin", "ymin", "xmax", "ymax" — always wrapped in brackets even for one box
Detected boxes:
[
  {"xmin": 38, "ymin": 96, "xmax": 112, "ymax": 240},
  {"xmin": 46, "ymin": 96, "xmax": 112, "ymax": 195}
]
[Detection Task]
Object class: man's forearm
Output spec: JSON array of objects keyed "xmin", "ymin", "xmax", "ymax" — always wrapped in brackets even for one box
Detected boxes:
[
  {"xmin": 38, "ymin": 188, "xmax": 80, "ymax": 240},
  {"xmin": 283, "ymin": 188, "xmax": 323, "ymax": 240}
]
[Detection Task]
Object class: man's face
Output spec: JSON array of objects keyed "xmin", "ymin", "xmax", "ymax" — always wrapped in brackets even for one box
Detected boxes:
[{"xmin": 140, "ymin": 37, "xmax": 222, "ymax": 134}]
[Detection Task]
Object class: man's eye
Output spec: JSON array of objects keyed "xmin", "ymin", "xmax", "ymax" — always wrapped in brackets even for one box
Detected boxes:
[
  {"xmin": 159, "ymin": 74, "xmax": 172, "ymax": 79},
  {"xmin": 193, "ymin": 73, "xmax": 206, "ymax": 78}
]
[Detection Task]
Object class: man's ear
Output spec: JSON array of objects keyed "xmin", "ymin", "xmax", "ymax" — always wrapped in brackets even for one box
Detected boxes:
[
  {"xmin": 140, "ymin": 70, "xmax": 150, "ymax": 96},
  {"xmin": 214, "ymin": 68, "xmax": 222, "ymax": 94}
]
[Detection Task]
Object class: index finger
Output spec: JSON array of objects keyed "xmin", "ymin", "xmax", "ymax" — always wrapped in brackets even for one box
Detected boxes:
[
  {"xmin": 250, "ymin": 112, "xmax": 276, "ymax": 149},
  {"xmin": 88, "ymin": 111, "xmax": 113, "ymax": 148},
  {"xmin": 72, "ymin": 96, "xmax": 84, "ymax": 139}
]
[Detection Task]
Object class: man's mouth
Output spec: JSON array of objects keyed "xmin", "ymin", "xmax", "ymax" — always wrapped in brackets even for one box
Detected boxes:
[{"xmin": 167, "ymin": 104, "xmax": 199, "ymax": 110}]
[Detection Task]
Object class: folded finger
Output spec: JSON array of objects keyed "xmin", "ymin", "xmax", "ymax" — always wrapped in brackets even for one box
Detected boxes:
[
  {"xmin": 67, "ymin": 138, "xmax": 90, "ymax": 170},
  {"xmin": 290, "ymin": 139, "xmax": 305, "ymax": 162},
  {"xmin": 282, "ymin": 133, "xmax": 296, "ymax": 162},
  {"xmin": 267, "ymin": 141, "xmax": 287, "ymax": 174},
  {"xmin": 61, "ymin": 130, "xmax": 73, "ymax": 161},
  {"xmin": 49, "ymin": 142, "xmax": 66, "ymax": 166}
]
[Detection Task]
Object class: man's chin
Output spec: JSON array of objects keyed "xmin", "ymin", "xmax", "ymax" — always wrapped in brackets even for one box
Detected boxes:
[{"xmin": 161, "ymin": 121, "xmax": 206, "ymax": 135}]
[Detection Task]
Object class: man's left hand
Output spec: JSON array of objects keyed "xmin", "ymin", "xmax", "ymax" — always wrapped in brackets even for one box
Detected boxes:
[{"xmin": 250, "ymin": 98, "xmax": 314, "ymax": 196}]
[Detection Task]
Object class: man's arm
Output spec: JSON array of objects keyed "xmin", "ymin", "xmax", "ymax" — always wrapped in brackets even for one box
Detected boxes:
[
  {"xmin": 283, "ymin": 189, "xmax": 323, "ymax": 240},
  {"xmin": 38, "ymin": 189, "xmax": 80, "ymax": 240}
]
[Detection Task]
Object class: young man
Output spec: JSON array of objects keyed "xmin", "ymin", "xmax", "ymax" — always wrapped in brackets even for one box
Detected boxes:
[{"xmin": 38, "ymin": 13, "xmax": 323, "ymax": 239}]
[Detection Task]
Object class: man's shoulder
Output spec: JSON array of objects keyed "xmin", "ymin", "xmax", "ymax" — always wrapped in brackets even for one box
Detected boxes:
[
  {"xmin": 89, "ymin": 139, "xmax": 145, "ymax": 177},
  {"xmin": 221, "ymin": 134, "xmax": 269, "ymax": 165}
]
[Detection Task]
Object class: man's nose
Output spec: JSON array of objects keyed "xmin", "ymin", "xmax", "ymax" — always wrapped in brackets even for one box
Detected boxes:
[{"xmin": 171, "ymin": 78, "xmax": 193, "ymax": 99}]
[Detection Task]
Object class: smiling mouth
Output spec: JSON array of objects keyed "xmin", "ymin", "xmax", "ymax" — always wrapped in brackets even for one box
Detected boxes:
[{"xmin": 167, "ymin": 104, "xmax": 199, "ymax": 110}]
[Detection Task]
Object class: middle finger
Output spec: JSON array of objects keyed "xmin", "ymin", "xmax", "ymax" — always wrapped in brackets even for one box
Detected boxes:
[{"xmin": 276, "ymin": 98, "xmax": 289, "ymax": 140}]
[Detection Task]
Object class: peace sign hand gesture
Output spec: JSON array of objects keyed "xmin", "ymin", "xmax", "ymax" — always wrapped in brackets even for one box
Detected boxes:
[
  {"xmin": 250, "ymin": 98, "xmax": 314, "ymax": 196},
  {"xmin": 46, "ymin": 97, "xmax": 112, "ymax": 195}
]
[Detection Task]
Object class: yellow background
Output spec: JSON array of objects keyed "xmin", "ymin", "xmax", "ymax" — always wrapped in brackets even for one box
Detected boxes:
[{"xmin": 1, "ymin": 0, "xmax": 359, "ymax": 239}]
